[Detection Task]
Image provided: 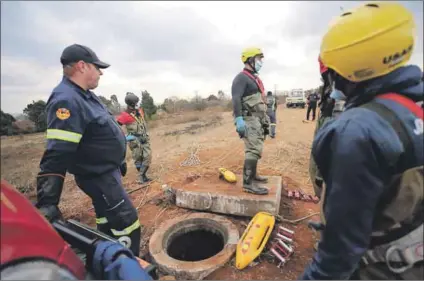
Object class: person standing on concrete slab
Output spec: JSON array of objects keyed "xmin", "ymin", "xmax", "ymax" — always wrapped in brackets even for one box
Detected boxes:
[
  {"xmin": 231, "ymin": 47, "xmax": 270, "ymax": 196},
  {"xmin": 266, "ymin": 91, "xmax": 278, "ymax": 138}
]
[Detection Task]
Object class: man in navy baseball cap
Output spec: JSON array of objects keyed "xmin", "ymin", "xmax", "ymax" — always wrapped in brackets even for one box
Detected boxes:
[
  {"xmin": 60, "ymin": 44, "xmax": 110, "ymax": 69},
  {"xmin": 60, "ymin": 44, "xmax": 110, "ymax": 91}
]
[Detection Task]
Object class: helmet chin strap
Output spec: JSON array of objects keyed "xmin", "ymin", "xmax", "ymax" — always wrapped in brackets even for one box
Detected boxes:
[{"xmin": 247, "ymin": 57, "xmax": 257, "ymax": 73}]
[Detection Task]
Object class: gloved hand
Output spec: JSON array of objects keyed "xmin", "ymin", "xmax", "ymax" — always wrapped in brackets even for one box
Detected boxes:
[
  {"xmin": 119, "ymin": 161, "xmax": 127, "ymax": 177},
  {"xmin": 36, "ymin": 175, "xmax": 65, "ymax": 222},
  {"xmin": 126, "ymin": 135, "xmax": 136, "ymax": 142},
  {"xmin": 235, "ymin": 116, "xmax": 246, "ymax": 138},
  {"xmin": 93, "ymin": 241, "xmax": 152, "ymax": 280}
]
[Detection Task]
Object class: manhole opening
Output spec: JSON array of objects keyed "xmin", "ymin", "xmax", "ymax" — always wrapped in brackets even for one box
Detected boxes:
[{"xmin": 167, "ymin": 229, "xmax": 224, "ymax": 262}]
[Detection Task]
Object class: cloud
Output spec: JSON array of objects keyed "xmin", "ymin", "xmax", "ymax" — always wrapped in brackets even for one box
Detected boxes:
[{"xmin": 1, "ymin": 1, "xmax": 423, "ymax": 114}]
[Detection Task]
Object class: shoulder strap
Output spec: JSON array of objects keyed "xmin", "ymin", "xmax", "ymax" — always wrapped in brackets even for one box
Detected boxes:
[
  {"xmin": 360, "ymin": 93, "xmax": 421, "ymax": 171},
  {"xmin": 362, "ymin": 94, "xmax": 423, "ymax": 246},
  {"xmin": 241, "ymin": 70, "xmax": 265, "ymax": 97},
  {"xmin": 378, "ymin": 93, "xmax": 423, "ymax": 119}
]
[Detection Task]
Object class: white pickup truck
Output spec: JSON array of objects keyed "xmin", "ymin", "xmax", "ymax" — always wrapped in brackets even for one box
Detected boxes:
[{"xmin": 286, "ymin": 89, "xmax": 306, "ymax": 108}]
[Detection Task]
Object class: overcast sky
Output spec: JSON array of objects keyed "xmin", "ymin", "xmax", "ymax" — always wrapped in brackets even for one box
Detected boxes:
[{"xmin": 1, "ymin": 1, "xmax": 423, "ymax": 114}]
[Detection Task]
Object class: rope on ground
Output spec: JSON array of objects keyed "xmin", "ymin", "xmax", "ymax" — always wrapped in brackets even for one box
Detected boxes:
[
  {"xmin": 153, "ymin": 206, "xmax": 169, "ymax": 228},
  {"xmin": 276, "ymin": 212, "xmax": 319, "ymax": 225},
  {"xmin": 136, "ymin": 184, "xmax": 151, "ymax": 210}
]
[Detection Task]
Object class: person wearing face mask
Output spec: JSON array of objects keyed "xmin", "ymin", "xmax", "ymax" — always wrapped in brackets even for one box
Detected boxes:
[
  {"xmin": 300, "ymin": 2, "xmax": 423, "ymax": 280},
  {"xmin": 35, "ymin": 44, "xmax": 142, "ymax": 258},
  {"xmin": 116, "ymin": 92, "xmax": 152, "ymax": 184},
  {"xmin": 231, "ymin": 47, "xmax": 270, "ymax": 195}
]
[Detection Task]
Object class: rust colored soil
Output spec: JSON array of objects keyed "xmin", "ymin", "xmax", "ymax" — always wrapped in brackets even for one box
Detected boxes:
[{"xmin": 1, "ymin": 107, "xmax": 321, "ymax": 280}]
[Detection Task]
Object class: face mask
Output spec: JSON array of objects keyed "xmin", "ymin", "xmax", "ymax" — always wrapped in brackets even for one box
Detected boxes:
[
  {"xmin": 255, "ymin": 60, "xmax": 263, "ymax": 72},
  {"xmin": 330, "ymin": 86, "xmax": 346, "ymax": 100}
]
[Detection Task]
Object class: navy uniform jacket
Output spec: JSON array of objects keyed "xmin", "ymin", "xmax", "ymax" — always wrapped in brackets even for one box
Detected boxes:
[
  {"xmin": 39, "ymin": 76, "xmax": 126, "ymax": 177},
  {"xmin": 300, "ymin": 65, "xmax": 423, "ymax": 279}
]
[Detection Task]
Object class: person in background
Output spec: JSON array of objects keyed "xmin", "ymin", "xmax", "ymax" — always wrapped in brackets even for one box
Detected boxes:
[
  {"xmin": 266, "ymin": 91, "xmax": 278, "ymax": 138},
  {"xmin": 306, "ymin": 91, "xmax": 320, "ymax": 121},
  {"xmin": 117, "ymin": 93, "xmax": 152, "ymax": 185}
]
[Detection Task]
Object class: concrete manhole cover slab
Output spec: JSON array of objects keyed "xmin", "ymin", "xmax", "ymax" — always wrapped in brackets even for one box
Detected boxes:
[
  {"xmin": 174, "ymin": 175, "xmax": 282, "ymax": 217},
  {"xmin": 149, "ymin": 213, "xmax": 239, "ymax": 280}
]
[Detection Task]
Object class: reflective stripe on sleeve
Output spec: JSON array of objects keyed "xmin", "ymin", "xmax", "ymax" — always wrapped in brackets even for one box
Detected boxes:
[
  {"xmin": 46, "ymin": 129, "xmax": 82, "ymax": 143},
  {"xmin": 111, "ymin": 220, "xmax": 141, "ymax": 236},
  {"xmin": 96, "ymin": 217, "xmax": 108, "ymax": 224}
]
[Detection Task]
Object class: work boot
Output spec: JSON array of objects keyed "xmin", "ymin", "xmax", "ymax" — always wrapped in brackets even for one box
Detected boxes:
[
  {"xmin": 254, "ymin": 161, "xmax": 268, "ymax": 183},
  {"xmin": 270, "ymin": 125, "xmax": 276, "ymax": 138},
  {"xmin": 137, "ymin": 165, "xmax": 152, "ymax": 184},
  {"xmin": 243, "ymin": 159, "xmax": 268, "ymax": 195}
]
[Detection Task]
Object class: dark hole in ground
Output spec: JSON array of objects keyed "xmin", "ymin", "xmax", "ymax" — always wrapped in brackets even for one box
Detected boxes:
[{"xmin": 167, "ymin": 229, "xmax": 224, "ymax": 262}]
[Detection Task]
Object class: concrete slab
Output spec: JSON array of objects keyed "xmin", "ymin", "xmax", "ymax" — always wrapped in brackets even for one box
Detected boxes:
[{"xmin": 174, "ymin": 175, "xmax": 282, "ymax": 217}]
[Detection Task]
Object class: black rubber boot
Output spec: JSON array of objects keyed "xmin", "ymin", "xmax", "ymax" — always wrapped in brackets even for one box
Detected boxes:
[
  {"xmin": 142, "ymin": 165, "xmax": 152, "ymax": 183},
  {"xmin": 243, "ymin": 159, "xmax": 268, "ymax": 195},
  {"xmin": 254, "ymin": 162, "xmax": 268, "ymax": 183},
  {"xmin": 270, "ymin": 125, "xmax": 276, "ymax": 138},
  {"xmin": 137, "ymin": 165, "xmax": 152, "ymax": 184}
]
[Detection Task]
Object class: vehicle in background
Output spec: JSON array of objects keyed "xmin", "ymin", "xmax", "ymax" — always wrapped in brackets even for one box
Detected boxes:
[{"xmin": 286, "ymin": 89, "xmax": 306, "ymax": 108}]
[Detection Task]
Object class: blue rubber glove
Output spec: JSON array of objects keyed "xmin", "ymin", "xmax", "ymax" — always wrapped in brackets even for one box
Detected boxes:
[
  {"xmin": 235, "ymin": 116, "xmax": 246, "ymax": 138},
  {"xmin": 93, "ymin": 241, "xmax": 152, "ymax": 280},
  {"xmin": 126, "ymin": 135, "xmax": 136, "ymax": 142}
]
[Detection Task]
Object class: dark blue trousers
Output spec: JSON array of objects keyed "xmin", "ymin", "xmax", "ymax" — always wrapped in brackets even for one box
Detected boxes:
[{"xmin": 75, "ymin": 168, "xmax": 141, "ymax": 256}]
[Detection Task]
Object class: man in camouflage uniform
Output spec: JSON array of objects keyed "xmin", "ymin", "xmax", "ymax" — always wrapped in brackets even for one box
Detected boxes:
[
  {"xmin": 117, "ymin": 93, "xmax": 152, "ymax": 184},
  {"xmin": 231, "ymin": 47, "xmax": 270, "ymax": 195},
  {"xmin": 266, "ymin": 91, "xmax": 278, "ymax": 138}
]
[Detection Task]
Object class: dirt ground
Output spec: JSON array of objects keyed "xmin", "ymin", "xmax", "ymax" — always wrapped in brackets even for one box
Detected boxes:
[{"xmin": 1, "ymin": 106, "xmax": 321, "ymax": 280}]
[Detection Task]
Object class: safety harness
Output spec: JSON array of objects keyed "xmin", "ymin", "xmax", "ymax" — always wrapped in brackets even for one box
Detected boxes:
[
  {"xmin": 358, "ymin": 93, "xmax": 423, "ymax": 274},
  {"xmin": 242, "ymin": 70, "xmax": 266, "ymax": 102}
]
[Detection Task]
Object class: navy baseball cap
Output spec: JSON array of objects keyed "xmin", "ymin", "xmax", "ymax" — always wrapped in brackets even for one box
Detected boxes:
[{"xmin": 60, "ymin": 44, "xmax": 110, "ymax": 69}]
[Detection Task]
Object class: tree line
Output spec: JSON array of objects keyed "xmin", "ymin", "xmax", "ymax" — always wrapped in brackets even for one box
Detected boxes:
[
  {"xmin": 1, "ymin": 91, "xmax": 158, "ymax": 136},
  {"xmin": 1, "ymin": 89, "xmax": 238, "ymax": 136}
]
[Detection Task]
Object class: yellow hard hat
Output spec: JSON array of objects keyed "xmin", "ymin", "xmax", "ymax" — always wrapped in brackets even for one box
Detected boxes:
[
  {"xmin": 241, "ymin": 47, "xmax": 264, "ymax": 64},
  {"xmin": 320, "ymin": 2, "xmax": 416, "ymax": 82}
]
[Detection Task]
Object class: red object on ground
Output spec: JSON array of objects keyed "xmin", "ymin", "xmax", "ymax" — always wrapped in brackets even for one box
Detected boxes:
[
  {"xmin": 0, "ymin": 180, "xmax": 86, "ymax": 279},
  {"xmin": 285, "ymin": 189, "xmax": 319, "ymax": 204},
  {"xmin": 269, "ymin": 226, "xmax": 295, "ymax": 267},
  {"xmin": 294, "ymin": 191, "xmax": 300, "ymax": 200}
]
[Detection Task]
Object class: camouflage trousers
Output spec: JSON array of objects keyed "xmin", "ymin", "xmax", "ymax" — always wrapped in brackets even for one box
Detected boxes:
[
  {"xmin": 308, "ymin": 114, "xmax": 333, "ymax": 198},
  {"xmin": 242, "ymin": 116, "xmax": 265, "ymax": 161},
  {"xmin": 128, "ymin": 139, "xmax": 152, "ymax": 170}
]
